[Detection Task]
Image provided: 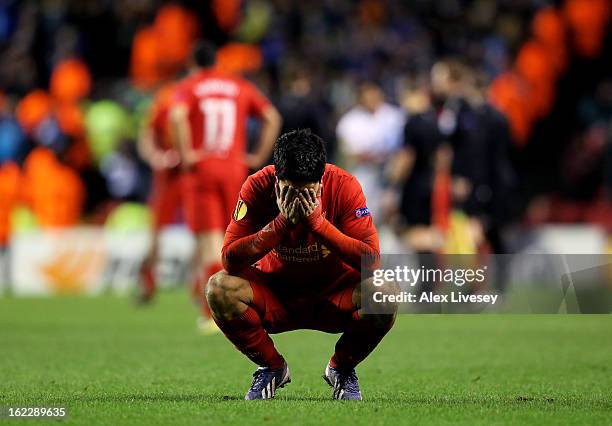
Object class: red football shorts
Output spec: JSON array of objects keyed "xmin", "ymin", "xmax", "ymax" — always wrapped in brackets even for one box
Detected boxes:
[
  {"xmin": 182, "ymin": 159, "xmax": 247, "ymax": 233},
  {"xmin": 149, "ymin": 168, "xmax": 183, "ymax": 229},
  {"xmin": 238, "ymin": 266, "xmax": 360, "ymax": 334}
]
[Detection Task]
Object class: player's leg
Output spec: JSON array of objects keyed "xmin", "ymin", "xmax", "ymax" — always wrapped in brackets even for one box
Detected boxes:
[
  {"xmin": 0, "ymin": 243, "xmax": 8, "ymax": 295},
  {"xmin": 199, "ymin": 166, "xmax": 244, "ymax": 308},
  {"xmin": 138, "ymin": 170, "xmax": 176, "ymax": 304},
  {"xmin": 138, "ymin": 229, "xmax": 159, "ymax": 303},
  {"xmin": 207, "ymin": 270, "xmax": 291, "ymax": 399},
  {"xmin": 207, "ymin": 270, "xmax": 287, "ymax": 367},
  {"xmin": 191, "ymin": 164, "xmax": 246, "ymax": 330},
  {"xmin": 182, "ymin": 168, "xmax": 224, "ymax": 329},
  {"xmin": 331, "ymin": 276, "xmax": 398, "ymax": 368},
  {"xmin": 323, "ymin": 275, "xmax": 398, "ymax": 400},
  {"xmin": 191, "ymin": 230, "xmax": 224, "ymax": 330}
]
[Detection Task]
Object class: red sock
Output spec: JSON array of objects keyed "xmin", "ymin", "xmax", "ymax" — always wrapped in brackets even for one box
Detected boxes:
[
  {"xmin": 330, "ymin": 312, "xmax": 395, "ymax": 371},
  {"xmin": 214, "ymin": 307, "xmax": 285, "ymax": 369},
  {"xmin": 140, "ymin": 262, "xmax": 156, "ymax": 297}
]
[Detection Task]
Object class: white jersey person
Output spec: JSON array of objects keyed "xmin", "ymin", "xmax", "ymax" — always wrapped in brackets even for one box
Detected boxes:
[{"xmin": 336, "ymin": 82, "xmax": 405, "ymax": 220}]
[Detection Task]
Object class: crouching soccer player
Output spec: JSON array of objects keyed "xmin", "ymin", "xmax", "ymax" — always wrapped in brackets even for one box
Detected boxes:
[{"xmin": 207, "ymin": 129, "xmax": 397, "ymax": 401}]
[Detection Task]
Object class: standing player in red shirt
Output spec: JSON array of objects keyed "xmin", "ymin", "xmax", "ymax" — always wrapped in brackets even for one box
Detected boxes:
[
  {"xmin": 138, "ymin": 81, "xmax": 182, "ymax": 303},
  {"xmin": 207, "ymin": 129, "xmax": 397, "ymax": 400},
  {"xmin": 172, "ymin": 42, "xmax": 282, "ymax": 332}
]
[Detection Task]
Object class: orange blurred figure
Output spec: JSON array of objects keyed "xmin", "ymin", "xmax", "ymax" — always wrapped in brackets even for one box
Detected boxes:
[
  {"xmin": 358, "ymin": 0, "xmax": 386, "ymax": 26},
  {"xmin": 155, "ymin": 4, "xmax": 198, "ymax": 76},
  {"xmin": 489, "ymin": 72, "xmax": 534, "ymax": 146},
  {"xmin": 131, "ymin": 5, "xmax": 199, "ymax": 89},
  {"xmin": 212, "ymin": 0, "xmax": 241, "ymax": 33},
  {"xmin": 0, "ymin": 162, "xmax": 21, "ymax": 246},
  {"xmin": 216, "ymin": 43, "xmax": 263, "ymax": 74},
  {"xmin": 531, "ymin": 7, "xmax": 568, "ymax": 74},
  {"xmin": 130, "ymin": 26, "xmax": 162, "ymax": 89},
  {"xmin": 564, "ymin": 0, "xmax": 611, "ymax": 58},
  {"xmin": 514, "ymin": 40, "xmax": 557, "ymax": 118},
  {"xmin": 22, "ymin": 147, "xmax": 84, "ymax": 228},
  {"xmin": 56, "ymin": 103, "xmax": 91, "ymax": 170},
  {"xmin": 15, "ymin": 90, "xmax": 52, "ymax": 133},
  {"xmin": 50, "ymin": 59, "xmax": 92, "ymax": 104},
  {"xmin": 56, "ymin": 102, "xmax": 85, "ymax": 137}
]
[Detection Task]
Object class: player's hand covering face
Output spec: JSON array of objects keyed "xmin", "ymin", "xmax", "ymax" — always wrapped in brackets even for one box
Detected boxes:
[
  {"xmin": 275, "ymin": 182, "xmax": 300, "ymax": 225},
  {"xmin": 297, "ymin": 187, "xmax": 321, "ymax": 217}
]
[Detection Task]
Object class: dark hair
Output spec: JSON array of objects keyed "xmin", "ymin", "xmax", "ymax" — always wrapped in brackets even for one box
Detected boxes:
[
  {"xmin": 191, "ymin": 40, "xmax": 216, "ymax": 67},
  {"xmin": 273, "ymin": 129, "xmax": 326, "ymax": 182}
]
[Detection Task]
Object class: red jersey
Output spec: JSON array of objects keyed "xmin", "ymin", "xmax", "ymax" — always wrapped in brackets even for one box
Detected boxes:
[
  {"xmin": 174, "ymin": 68, "xmax": 271, "ymax": 162},
  {"xmin": 148, "ymin": 82, "xmax": 177, "ymax": 150},
  {"xmin": 223, "ymin": 164, "xmax": 379, "ymax": 290}
]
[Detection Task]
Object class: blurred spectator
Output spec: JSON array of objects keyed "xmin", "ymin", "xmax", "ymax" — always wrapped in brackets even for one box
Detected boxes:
[
  {"xmin": 50, "ymin": 59, "xmax": 91, "ymax": 104},
  {"xmin": 563, "ymin": 0, "xmax": 610, "ymax": 59},
  {"xmin": 216, "ymin": 43, "xmax": 263, "ymax": 75},
  {"xmin": 389, "ymin": 80, "xmax": 446, "ymax": 253},
  {"xmin": 0, "ymin": 161, "xmax": 21, "ymax": 246},
  {"xmin": 278, "ymin": 71, "xmax": 331, "ymax": 158},
  {"xmin": 336, "ymin": 82, "xmax": 404, "ymax": 220},
  {"xmin": 130, "ymin": 4, "xmax": 198, "ymax": 89},
  {"xmin": 456, "ymin": 69, "xmax": 516, "ymax": 254},
  {"xmin": 488, "ymin": 71, "xmax": 533, "ymax": 146},
  {"xmin": 0, "ymin": 94, "xmax": 26, "ymax": 164},
  {"xmin": 84, "ymin": 100, "xmax": 132, "ymax": 164},
  {"xmin": 0, "ymin": 160, "xmax": 20, "ymax": 290},
  {"xmin": 561, "ymin": 78, "xmax": 612, "ymax": 201},
  {"xmin": 0, "ymin": 116, "xmax": 24, "ymax": 163},
  {"xmin": 15, "ymin": 90, "xmax": 52, "ymax": 133},
  {"xmin": 531, "ymin": 7, "xmax": 568, "ymax": 75},
  {"xmin": 100, "ymin": 140, "xmax": 149, "ymax": 202},
  {"xmin": 22, "ymin": 147, "xmax": 84, "ymax": 228},
  {"xmin": 514, "ymin": 40, "xmax": 557, "ymax": 119}
]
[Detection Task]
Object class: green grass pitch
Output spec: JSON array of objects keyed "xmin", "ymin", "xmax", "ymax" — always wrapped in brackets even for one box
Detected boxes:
[{"xmin": 1, "ymin": 293, "xmax": 611, "ymax": 425}]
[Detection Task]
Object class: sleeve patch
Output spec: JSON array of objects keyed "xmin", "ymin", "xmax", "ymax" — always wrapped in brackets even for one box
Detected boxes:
[
  {"xmin": 233, "ymin": 199, "xmax": 248, "ymax": 221},
  {"xmin": 355, "ymin": 207, "xmax": 370, "ymax": 218}
]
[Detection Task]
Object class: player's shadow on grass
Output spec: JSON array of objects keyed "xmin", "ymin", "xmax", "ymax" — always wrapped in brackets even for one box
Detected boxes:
[
  {"xmin": 44, "ymin": 393, "xmax": 414, "ymax": 404},
  {"xmin": 44, "ymin": 394, "xmax": 244, "ymax": 403},
  {"xmin": 276, "ymin": 395, "xmax": 426, "ymax": 403}
]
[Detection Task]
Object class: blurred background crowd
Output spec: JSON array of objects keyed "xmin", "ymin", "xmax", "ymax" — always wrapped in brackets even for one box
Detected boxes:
[{"xmin": 0, "ymin": 0, "xmax": 611, "ymax": 256}]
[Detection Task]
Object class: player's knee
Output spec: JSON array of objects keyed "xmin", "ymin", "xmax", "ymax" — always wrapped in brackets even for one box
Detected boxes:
[
  {"xmin": 359, "ymin": 277, "xmax": 399, "ymax": 328},
  {"xmin": 206, "ymin": 271, "xmax": 248, "ymax": 317},
  {"xmin": 206, "ymin": 271, "xmax": 230, "ymax": 304},
  {"xmin": 370, "ymin": 311, "xmax": 396, "ymax": 331}
]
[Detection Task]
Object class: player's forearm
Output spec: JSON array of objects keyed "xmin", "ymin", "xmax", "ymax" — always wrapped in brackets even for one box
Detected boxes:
[
  {"xmin": 309, "ymin": 218, "xmax": 380, "ymax": 272},
  {"xmin": 138, "ymin": 128, "xmax": 157, "ymax": 164},
  {"xmin": 170, "ymin": 105, "xmax": 193, "ymax": 169},
  {"xmin": 386, "ymin": 147, "xmax": 414, "ymax": 186},
  {"xmin": 222, "ymin": 214, "xmax": 289, "ymax": 274}
]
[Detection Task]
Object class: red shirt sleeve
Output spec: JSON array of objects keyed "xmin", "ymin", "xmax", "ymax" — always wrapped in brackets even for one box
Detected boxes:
[
  {"xmin": 222, "ymin": 172, "xmax": 288, "ymax": 275},
  {"xmin": 336, "ymin": 175, "xmax": 378, "ymax": 242},
  {"xmin": 223, "ymin": 175, "xmax": 262, "ymax": 243},
  {"xmin": 244, "ymin": 81, "xmax": 272, "ymax": 118},
  {"xmin": 306, "ymin": 175, "xmax": 380, "ymax": 272},
  {"xmin": 172, "ymin": 82, "xmax": 196, "ymax": 111}
]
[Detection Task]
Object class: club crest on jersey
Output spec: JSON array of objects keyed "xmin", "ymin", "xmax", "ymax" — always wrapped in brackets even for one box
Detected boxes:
[
  {"xmin": 233, "ymin": 199, "xmax": 248, "ymax": 221},
  {"xmin": 355, "ymin": 207, "xmax": 370, "ymax": 218}
]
